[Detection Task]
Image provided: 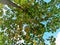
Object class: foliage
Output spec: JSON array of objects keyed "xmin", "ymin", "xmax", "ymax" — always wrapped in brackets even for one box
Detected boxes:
[{"xmin": 0, "ymin": 0, "xmax": 60, "ymax": 45}]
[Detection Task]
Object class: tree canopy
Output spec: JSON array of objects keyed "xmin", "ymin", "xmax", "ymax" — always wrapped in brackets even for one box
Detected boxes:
[{"xmin": 0, "ymin": 0, "xmax": 60, "ymax": 45}]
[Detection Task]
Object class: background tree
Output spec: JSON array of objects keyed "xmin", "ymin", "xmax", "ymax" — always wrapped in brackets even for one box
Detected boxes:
[{"xmin": 0, "ymin": 0, "xmax": 60, "ymax": 45}]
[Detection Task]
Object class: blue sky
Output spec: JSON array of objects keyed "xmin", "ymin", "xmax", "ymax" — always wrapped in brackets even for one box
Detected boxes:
[
  {"xmin": 43, "ymin": 28, "xmax": 60, "ymax": 45},
  {"xmin": 43, "ymin": 0, "xmax": 51, "ymax": 3}
]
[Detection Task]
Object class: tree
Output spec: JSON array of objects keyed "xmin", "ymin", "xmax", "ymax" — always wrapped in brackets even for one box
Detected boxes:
[{"xmin": 0, "ymin": 0, "xmax": 60, "ymax": 45}]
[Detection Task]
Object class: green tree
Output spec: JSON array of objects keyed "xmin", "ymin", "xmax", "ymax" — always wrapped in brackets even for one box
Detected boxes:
[{"xmin": 0, "ymin": 0, "xmax": 60, "ymax": 45}]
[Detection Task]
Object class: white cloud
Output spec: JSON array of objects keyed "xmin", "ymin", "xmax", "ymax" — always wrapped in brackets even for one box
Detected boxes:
[{"xmin": 55, "ymin": 32, "xmax": 60, "ymax": 45}]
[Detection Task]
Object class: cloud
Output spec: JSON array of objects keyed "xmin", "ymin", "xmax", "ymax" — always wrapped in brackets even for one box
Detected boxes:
[{"xmin": 55, "ymin": 32, "xmax": 60, "ymax": 45}]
